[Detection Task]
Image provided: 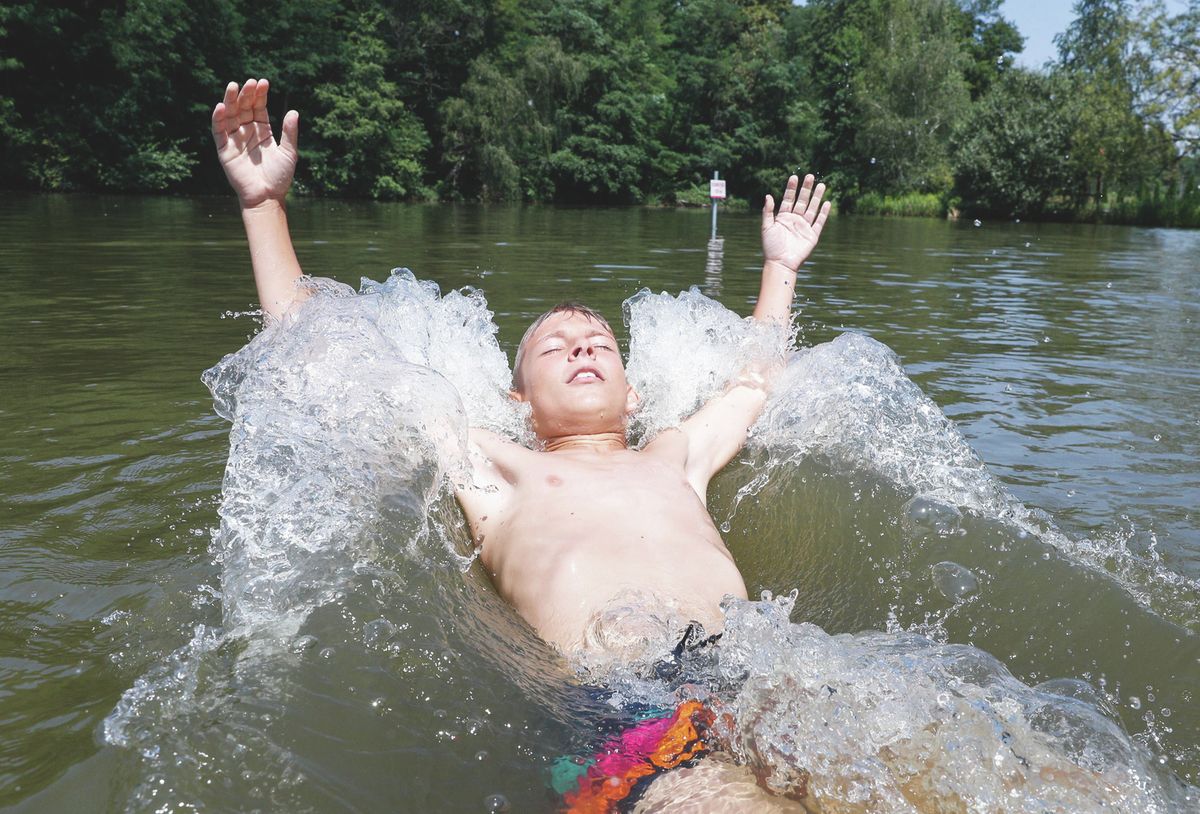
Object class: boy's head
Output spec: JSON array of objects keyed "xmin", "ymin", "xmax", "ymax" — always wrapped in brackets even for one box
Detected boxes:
[{"xmin": 511, "ymin": 303, "xmax": 639, "ymax": 440}]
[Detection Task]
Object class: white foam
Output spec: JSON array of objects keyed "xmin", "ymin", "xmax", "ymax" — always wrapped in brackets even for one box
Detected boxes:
[
  {"xmin": 200, "ymin": 270, "xmax": 526, "ymax": 638},
  {"xmin": 103, "ymin": 276, "xmax": 1198, "ymax": 810},
  {"xmin": 623, "ymin": 287, "xmax": 788, "ymax": 443},
  {"xmin": 713, "ymin": 592, "xmax": 1192, "ymax": 812}
]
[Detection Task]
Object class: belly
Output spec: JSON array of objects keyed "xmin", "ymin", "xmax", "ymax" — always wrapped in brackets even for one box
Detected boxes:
[{"xmin": 502, "ymin": 531, "xmax": 748, "ymax": 655}]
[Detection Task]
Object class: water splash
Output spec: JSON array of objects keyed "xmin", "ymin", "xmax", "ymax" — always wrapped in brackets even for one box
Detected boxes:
[
  {"xmin": 199, "ymin": 270, "xmax": 527, "ymax": 638},
  {"xmin": 713, "ymin": 593, "xmax": 1193, "ymax": 812},
  {"xmin": 104, "ymin": 276, "xmax": 1199, "ymax": 809},
  {"xmin": 623, "ymin": 287, "xmax": 789, "ymax": 444}
]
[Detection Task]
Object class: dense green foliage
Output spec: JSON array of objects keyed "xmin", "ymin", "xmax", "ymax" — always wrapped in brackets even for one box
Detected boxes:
[{"xmin": 0, "ymin": 0, "xmax": 1196, "ymax": 223}]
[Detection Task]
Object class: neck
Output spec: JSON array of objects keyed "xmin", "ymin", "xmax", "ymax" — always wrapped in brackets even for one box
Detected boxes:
[{"xmin": 542, "ymin": 431, "xmax": 628, "ymax": 453}]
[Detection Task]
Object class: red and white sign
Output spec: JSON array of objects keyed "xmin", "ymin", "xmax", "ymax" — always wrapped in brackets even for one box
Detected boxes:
[{"xmin": 709, "ymin": 179, "xmax": 727, "ymax": 200}]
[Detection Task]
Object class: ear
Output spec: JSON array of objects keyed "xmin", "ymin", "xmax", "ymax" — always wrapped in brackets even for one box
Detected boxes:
[{"xmin": 624, "ymin": 385, "xmax": 641, "ymax": 415}]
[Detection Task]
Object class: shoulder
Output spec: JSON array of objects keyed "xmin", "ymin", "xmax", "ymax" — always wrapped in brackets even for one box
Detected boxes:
[
  {"xmin": 640, "ymin": 427, "xmax": 689, "ymax": 464},
  {"xmin": 463, "ymin": 429, "xmax": 544, "ymax": 487}
]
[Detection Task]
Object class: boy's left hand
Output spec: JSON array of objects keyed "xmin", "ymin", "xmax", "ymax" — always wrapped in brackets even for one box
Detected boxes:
[{"xmin": 761, "ymin": 174, "xmax": 830, "ymax": 274}]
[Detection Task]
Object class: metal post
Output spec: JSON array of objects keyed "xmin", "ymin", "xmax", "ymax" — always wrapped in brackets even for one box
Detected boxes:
[{"xmin": 710, "ymin": 171, "xmax": 719, "ymax": 240}]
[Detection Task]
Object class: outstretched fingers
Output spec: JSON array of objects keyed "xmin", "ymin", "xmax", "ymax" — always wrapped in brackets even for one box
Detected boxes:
[
  {"xmin": 812, "ymin": 201, "xmax": 832, "ymax": 236},
  {"xmin": 279, "ymin": 110, "xmax": 300, "ymax": 162},
  {"xmin": 761, "ymin": 193, "xmax": 776, "ymax": 232},
  {"xmin": 254, "ymin": 78, "xmax": 270, "ymax": 123},
  {"xmin": 779, "ymin": 174, "xmax": 798, "ymax": 212},
  {"xmin": 804, "ymin": 181, "xmax": 827, "ymax": 222},
  {"xmin": 211, "ymin": 81, "xmax": 239, "ymax": 144},
  {"xmin": 795, "ymin": 174, "xmax": 814, "ymax": 214}
]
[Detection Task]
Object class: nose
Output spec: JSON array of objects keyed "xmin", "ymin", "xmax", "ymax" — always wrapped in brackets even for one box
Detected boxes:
[{"xmin": 569, "ymin": 339, "xmax": 596, "ymax": 360}]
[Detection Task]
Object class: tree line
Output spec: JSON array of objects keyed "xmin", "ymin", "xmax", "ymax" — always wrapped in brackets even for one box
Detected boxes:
[{"xmin": 1, "ymin": 0, "xmax": 1197, "ymax": 223}]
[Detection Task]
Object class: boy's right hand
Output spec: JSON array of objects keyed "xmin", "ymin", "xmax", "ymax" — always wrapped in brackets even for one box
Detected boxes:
[{"xmin": 211, "ymin": 79, "xmax": 299, "ymax": 210}]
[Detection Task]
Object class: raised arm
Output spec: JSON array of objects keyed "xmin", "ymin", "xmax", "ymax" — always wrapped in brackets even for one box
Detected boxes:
[
  {"xmin": 663, "ymin": 174, "xmax": 830, "ymax": 495},
  {"xmin": 211, "ymin": 78, "xmax": 305, "ymax": 321},
  {"xmin": 755, "ymin": 173, "xmax": 830, "ymax": 324}
]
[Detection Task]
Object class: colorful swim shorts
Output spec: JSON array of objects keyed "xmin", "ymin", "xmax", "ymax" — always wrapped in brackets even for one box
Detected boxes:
[{"xmin": 552, "ymin": 699, "xmax": 715, "ymax": 813}]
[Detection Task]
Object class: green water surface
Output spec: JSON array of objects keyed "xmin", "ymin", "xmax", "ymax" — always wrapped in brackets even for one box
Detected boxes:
[{"xmin": 1, "ymin": 194, "xmax": 1197, "ymax": 810}]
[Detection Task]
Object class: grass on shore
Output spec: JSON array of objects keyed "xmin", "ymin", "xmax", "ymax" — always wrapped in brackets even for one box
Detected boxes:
[
  {"xmin": 845, "ymin": 189, "xmax": 1200, "ymax": 228},
  {"xmin": 850, "ymin": 192, "xmax": 947, "ymax": 218}
]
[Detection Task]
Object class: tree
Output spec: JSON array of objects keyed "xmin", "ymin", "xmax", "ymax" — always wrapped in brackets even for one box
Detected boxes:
[
  {"xmin": 952, "ymin": 69, "xmax": 1077, "ymax": 216},
  {"xmin": 1139, "ymin": 0, "xmax": 1200, "ymax": 164},
  {"xmin": 805, "ymin": 0, "xmax": 973, "ymax": 198},
  {"xmin": 952, "ymin": 0, "xmax": 1025, "ymax": 99},
  {"xmin": 662, "ymin": 0, "xmax": 817, "ymax": 201},
  {"xmin": 1054, "ymin": 0, "xmax": 1160, "ymax": 202},
  {"xmin": 852, "ymin": 0, "xmax": 972, "ymax": 195},
  {"xmin": 440, "ymin": 39, "xmax": 585, "ymax": 200},
  {"xmin": 104, "ymin": 0, "xmax": 244, "ymax": 190},
  {"xmin": 306, "ymin": 8, "xmax": 430, "ymax": 199}
]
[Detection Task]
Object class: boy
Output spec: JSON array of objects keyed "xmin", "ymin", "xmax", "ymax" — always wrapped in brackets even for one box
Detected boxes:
[{"xmin": 211, "ymin": 78, "xmax": 829, "ymax": 657}]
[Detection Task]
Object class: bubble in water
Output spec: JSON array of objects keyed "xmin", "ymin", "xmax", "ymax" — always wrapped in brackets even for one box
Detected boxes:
[
  {"xmin": 363, "ymin": 618, "xmax": 396, "ymax": 646},
  {"xmin": 903, "ymin": 497, "xmax": 962, "ymax": 536},
  {"xmin": 931, "ymin": 561, "xmax": 979, "ymax": 600},
  {"xmin": 1129, "ymin": 696, "xmax": 1142, "ymax": 710},
  {"xmin": 289, "ymin": 635, "xmax": 318, "ymax": 654},
  {"xmin": 484, "ymin": 793, "xmax": 510, "ymax": 812},
  {"xmin": 475, "ymin": 750, "xmax": 488, "ymax": 762}
]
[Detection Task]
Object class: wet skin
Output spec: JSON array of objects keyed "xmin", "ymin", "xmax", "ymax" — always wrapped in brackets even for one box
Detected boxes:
[{"xmin": 458, "ymin": 312, "xmax": 752, "ymax": 653}]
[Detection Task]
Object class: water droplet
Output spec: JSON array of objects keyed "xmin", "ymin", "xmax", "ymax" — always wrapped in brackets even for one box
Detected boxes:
[
  {"xmin": 972, "ymin": 219, "xmax": 982, "ymax": 227},
  {"xmin": 869, "ymin": 157, "xmax": 877, "ymax": 165},
  {"xmin": 318, "ymin": 647, "xmax": 336, "ymax": 660},
  {"xmin": 1153, "ymin": 434, "xmax": 1162, "ymax": 442},
  {"xmin": 1129, "ymin": 696, "xmax": 1142, "ymax": 710},
  {"xmin": 475, "ymin": 750, "xmax": 489, "ymax": 761}
]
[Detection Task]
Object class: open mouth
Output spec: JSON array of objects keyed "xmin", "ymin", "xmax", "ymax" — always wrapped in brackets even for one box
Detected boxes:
[{"xmin": 568, "ymin": 367, "xmax": 604, "ymax": 383}]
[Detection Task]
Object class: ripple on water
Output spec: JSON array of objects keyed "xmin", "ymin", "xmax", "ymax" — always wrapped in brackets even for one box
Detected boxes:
[{"xmin": 89, "ymin": 274, "xmax": 1200, "ymax": 810}]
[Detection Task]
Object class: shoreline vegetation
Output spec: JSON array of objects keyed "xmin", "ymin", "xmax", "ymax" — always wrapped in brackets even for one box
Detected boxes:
[
  {"xmin": 847, "ymin": 191, "xmax": 1200, "ymax": 228},
  {"xmin": 1, "ymin": 0, "xmax": 1197, "ymax": 228}
]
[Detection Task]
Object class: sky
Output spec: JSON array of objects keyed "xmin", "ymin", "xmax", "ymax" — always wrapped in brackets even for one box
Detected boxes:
[
  {"xmin": 1002, "ymin": 0, "xmax": 1193, "ymax": 68},
  {"xmin": 1001, "ymin": 0, "xmax": 1077, "ymax": 68}
]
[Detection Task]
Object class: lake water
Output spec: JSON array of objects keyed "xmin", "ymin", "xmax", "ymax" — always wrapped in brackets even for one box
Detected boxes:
[{"xmin": 1, "ymin": 193, "xmax": 1198, "ymax": 812}]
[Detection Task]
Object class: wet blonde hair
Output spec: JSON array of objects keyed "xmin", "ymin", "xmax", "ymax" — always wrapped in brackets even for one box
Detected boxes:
[{"xmin": 512, "ymin": 302, "xmax": 616, "ymax": 391}]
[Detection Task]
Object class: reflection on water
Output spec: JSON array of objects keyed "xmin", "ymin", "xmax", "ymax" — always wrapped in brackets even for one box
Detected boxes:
[
  {"xmin": 0, "ymin": 194, "xmax": 1198, "ymax": 811},
  {"xmin": 704, "ymin": 237, "xmax": 724, "ymax": 297}
]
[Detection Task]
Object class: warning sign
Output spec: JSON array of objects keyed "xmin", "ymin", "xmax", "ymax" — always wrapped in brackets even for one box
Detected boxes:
[{"xmin": 709, "ymin": 179, "xmax": 727, "ymax": 200}]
